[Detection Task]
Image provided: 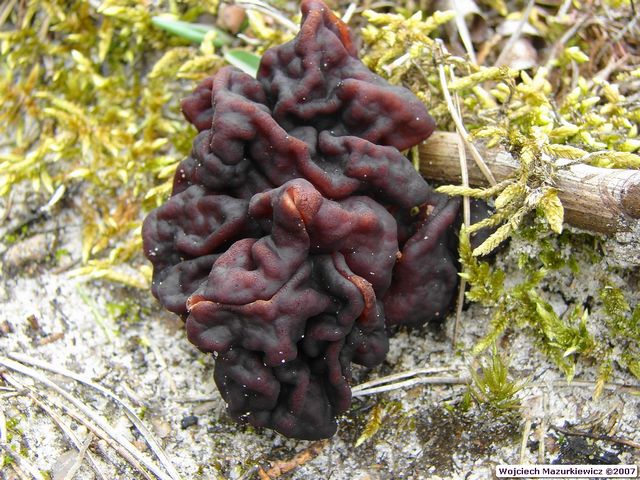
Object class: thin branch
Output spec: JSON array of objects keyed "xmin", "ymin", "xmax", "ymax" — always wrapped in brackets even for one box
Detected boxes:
[
  {"xmin": 550, "ymin": 424, "xmax": 640, "ymax": 450},
  {"xmin": 419, "ymin": 132, "xmax": 640, "ymax": 235}
]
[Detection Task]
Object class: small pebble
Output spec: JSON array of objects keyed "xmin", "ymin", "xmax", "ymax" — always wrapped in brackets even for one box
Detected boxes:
[
  {"xmin": 3, "ymin": 233, "xmax": 51, "ymax": 269},
  {"xmin": 0, "ymin": 320, "xmax": 14, "ymax": 335},
  {"xmin": 193, "ymin": 401, "xmax": 217, "ymax": 416},
  {"xmin": 181, "ymin": 415, "xmax": 198, "ymax": 429},
  {"xmin": 217, "ymin": 4, "xmax": 246, "ymax": 34},
  {"xmin": 133, "ymin": 439, "xmax": 148, "ymax": 452}
]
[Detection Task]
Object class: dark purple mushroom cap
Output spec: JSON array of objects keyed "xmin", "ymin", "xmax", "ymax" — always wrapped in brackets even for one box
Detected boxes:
[{"xmin": 143, "ymin": 0, "xmax": 463, "ymax": 440}]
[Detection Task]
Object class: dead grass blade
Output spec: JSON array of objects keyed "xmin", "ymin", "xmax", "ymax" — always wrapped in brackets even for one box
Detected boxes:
[
  {"xmin": 2, "ymin": 370, "xmax": 154, "ymax": 480},
  {"xmin": 435, "ymin": 41, "xmax": 497, "ymax": 186},
  {"xmin": 494, "ymin": 0, "xmax": 536, "ymax": 67},
  {"xmin": 61, "ymin": 433, "xmax": 94, "ymax": 480},
  {"xmin": 0, "ymin": 356, "xmax": 177, "ymax": 480},
  {"xmin": 352, "ymin": 368, "xmax": 469, "ymax": 398},
  {"xmin": 2, "ymin": 372, "xmax": 108, "ymax": 480},
  {"xmin": 7, "ymin": 351, "xmax": 182, "ymax": 480}
]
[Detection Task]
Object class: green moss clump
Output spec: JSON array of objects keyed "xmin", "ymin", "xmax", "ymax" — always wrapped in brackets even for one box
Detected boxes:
[
  {"xmin": 360, "ymin": 3, "xmax": 640, "ymax": 387},
  {"xmin": 600, "ymin": 284, "xmax": 640, "ymax": 378},
  {"xmin": 0, "ymin": 0, "xmax": 226, "ymax": 287},
  {"xmin": 466, "ymin": 346, "xmax": 525, "ymax": 413}
]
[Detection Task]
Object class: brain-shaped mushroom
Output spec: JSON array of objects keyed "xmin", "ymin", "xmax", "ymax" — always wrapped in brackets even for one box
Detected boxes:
[{"xmin": 142, "ymin": 0, "xmax": 462, "ymax": 439}]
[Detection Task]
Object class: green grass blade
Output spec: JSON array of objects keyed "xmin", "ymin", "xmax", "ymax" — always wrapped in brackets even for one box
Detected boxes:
[
  {"xmin": 151, "ymin": 16, "xmax": 233, "ymax": 46},
  {"xmin": 223, "ymin": 49, "xmax": 261, "ymax": 77}
]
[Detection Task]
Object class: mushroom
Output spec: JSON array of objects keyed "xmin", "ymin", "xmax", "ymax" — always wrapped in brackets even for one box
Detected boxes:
[{"xmin": 142, "ymin": 0, "xmax": 463, "ymax": 439}]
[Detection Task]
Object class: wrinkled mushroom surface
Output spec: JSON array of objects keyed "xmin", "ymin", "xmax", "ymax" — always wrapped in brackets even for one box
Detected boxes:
[{"xmin": 142, "ymin": 0, "xmax": 462, "ymax": 439}]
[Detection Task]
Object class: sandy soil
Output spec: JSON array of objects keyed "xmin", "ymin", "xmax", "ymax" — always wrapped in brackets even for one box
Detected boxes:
[{"xmin": 0, "ymin": 201, "xmax": 639, "ymax": 480}]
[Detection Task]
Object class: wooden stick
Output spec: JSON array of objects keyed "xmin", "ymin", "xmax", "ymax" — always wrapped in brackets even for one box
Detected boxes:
[
  {"xmin": 257, "ymin": 440, "xmax": 329, "ymax": 479},
  {"xmin": 419, "ymin": 132, "xmax": 640, "ymax": 235}
]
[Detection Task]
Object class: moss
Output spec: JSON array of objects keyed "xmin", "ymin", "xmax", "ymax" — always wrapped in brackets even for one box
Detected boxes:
[
  {"xmin": 5, "ymin": 416, "xmax": 23, "ymax": 441},
  {"xmin": 353, "ymin": 401, "xmax": 409, "ymax": 448},
  {"xmin": 0, "ymin": 0, "xmax": 227, "ymax": 288},
  {"xmin": 137, "ymin": 405, "xmax": 148, "ymax": 420},
  {"xmin": 1, "ymin": 415, "xmax": 27, "ymax": 469},
  {"xmin": 105, "ymin": 297, "xmax": 148, "ymax": 324},
  {"xmin": 599, "ymin": 284, "xmax": 640, "ymax": 379},
  {"xmin": 464, "ymin": 224, "xmax": 640, "ymax": 385},
  {"xmin": 467, "ymin": 346, "xmax": 525, "ymax": 414},
  {"xmin": 360, "ymin": 6, "xmax": 639, "ymax": 394},
  {"xmin": 1, "ymin": 453, "xmax": 15, "ymax": 467},
  {"xmin": 553, "ymin": 433, "xmax": 622, "ymax": 465}
]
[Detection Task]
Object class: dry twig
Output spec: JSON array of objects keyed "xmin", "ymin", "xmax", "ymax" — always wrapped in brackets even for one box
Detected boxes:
[
  {"xmin": 550, "ymin": 424, "xmax": 640, "ymax": 450},
  {"xmin": 257, "ymin": 440, "xmax": 329, "ymax": 479},
  {"xmin": 419, "ymin": 132, "xmax": 640, "ymax": 235}
]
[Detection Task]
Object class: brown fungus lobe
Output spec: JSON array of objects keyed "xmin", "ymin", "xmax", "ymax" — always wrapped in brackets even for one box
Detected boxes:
[{"xmin": 143, "ymin": 0, "xmax": 464, "ymax": 439}]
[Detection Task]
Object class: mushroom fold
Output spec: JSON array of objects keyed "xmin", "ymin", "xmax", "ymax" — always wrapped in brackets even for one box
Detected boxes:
[{"xmin": 143, "ymin": 0, "xmax": 464, "ymax": 439}]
